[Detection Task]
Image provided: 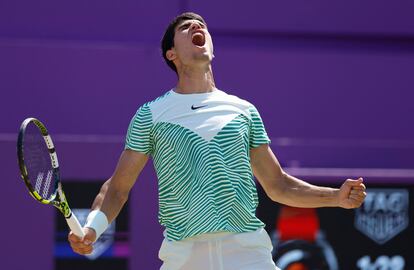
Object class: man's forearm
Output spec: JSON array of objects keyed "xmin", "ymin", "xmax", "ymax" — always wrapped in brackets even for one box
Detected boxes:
[
  {"xmin": 91, "ymin": 179, "xmax": 110, "ymax": 210},
  {"xmin": 89, "ymin": 150, "xmax": 148, "ymax": 224},
  {"xmin": 269, "ymin": 173, "xmax": 340, "ymax": 208},
  {"xmin": 90, "ymin": 178, "xmax": 129, "ymax": 224}
]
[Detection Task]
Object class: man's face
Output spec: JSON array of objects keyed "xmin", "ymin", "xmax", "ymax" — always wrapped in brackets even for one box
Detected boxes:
[{"xmin": 167, "ymin": 19, "xmax": 214, "ymax": 70}]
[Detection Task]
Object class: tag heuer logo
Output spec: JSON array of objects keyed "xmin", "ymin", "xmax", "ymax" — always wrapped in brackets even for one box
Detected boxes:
[{"xmin": 355, "ymin": 189, "xmax": 409, "ymax": 245}]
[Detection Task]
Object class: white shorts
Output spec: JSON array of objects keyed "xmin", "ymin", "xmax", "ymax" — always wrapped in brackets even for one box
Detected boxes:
[{"xmin": 159, "ymin": 228, "xmax": 280, "ymax": 270}]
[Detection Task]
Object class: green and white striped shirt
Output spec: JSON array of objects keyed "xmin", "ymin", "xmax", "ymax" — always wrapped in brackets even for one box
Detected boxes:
[{"xmin": 125, "ymin": 89, "xmax": 270, "ymax": 241}]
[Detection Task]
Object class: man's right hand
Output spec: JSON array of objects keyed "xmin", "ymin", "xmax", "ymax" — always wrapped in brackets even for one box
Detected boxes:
[{"xmin": 68, "ymin": 227, "xmax": 97, "ymax": 255}]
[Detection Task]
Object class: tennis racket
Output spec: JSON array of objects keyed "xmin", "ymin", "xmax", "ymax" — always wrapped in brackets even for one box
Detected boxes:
[{"xmin": 17, "ymin": 117, "xmax": 85, "ymax": 237}]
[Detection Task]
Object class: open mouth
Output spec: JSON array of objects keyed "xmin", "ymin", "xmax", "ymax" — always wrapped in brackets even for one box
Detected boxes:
[{"xmin": 191, "ymin": 32, "xmax": 205, "ymax": 47}]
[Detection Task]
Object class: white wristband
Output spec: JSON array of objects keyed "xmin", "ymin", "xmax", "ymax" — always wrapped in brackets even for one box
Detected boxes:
[{"xmin": 84, "ymin": 210, "xmax": 109, "ymax": 241}]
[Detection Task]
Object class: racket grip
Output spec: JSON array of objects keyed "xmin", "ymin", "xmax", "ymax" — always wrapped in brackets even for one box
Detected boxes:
[{"xmin": 66, "ymin": 213, "xmax": 85, "ymax": 237}]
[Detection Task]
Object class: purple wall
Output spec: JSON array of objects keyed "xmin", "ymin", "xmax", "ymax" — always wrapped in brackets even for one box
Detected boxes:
[{"xmin": 1, "ymin": 1, "xmax": 413, "ymax": 269}]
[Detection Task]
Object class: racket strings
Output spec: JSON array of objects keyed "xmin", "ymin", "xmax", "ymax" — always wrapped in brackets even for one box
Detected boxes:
[
  {"xmin": 24, "ymin": 124, "xmax": 56, "ymax": 200},
  {"xmin": 35, "ymin": 172, "xmax": 44, "ymax": 194},
  {"xmin": 35, "ymin": 170, "xmax": 54, "ymax": 198}
]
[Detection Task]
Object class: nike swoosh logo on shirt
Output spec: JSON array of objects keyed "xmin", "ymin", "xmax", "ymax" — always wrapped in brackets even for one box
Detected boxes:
[{"xmin": 191, "ymin": 105, "xmax": 208, "ymax": 110}]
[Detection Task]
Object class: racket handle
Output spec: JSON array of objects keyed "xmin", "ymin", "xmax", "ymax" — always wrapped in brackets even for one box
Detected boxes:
[{"xmin": 66, "ymin": 213, "xmax": 85, "ymax": 237}]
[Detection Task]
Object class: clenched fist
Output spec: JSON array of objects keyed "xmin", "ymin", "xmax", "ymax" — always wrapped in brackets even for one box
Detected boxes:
[{"xmin": 338, "ymin": 178, "xmax": 367, "ymax": 209}]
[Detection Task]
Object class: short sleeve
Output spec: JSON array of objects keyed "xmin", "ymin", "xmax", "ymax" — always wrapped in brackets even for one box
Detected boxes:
[
  {"xmin": 125, "ymin": 104, "xmax": 153, "ymax": 154},
  {"xmin": 249, "ymin": 106, "xmax": 271, "ymax": 148}
]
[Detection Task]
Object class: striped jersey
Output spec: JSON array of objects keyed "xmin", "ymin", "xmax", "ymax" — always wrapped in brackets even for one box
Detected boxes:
[{"xmin": 125, "ymin": 89, "xmax": 271, "ymax": 241}]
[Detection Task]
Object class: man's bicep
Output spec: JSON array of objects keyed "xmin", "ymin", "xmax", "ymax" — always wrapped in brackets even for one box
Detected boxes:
[
  {"xmin": 250, "ymin": 144, "xmax": 284, "ymax": 195},
  {"xmin": 110, "ymin": 149, "xmax": 149, "ymax": 192},
  {"xmin": 250, "ymin": 144, "xmax": 282, "ymax": 173}
]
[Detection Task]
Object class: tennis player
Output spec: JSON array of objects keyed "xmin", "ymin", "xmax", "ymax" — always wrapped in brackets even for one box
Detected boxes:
[{"xmin": 68, "ymin": 12, "xmax": 366, "ymax": 270}]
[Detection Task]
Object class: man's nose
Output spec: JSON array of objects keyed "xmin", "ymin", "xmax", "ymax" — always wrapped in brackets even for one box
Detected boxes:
[{"xmin": 190, "ymin": 22, "xmax": 202, "ymax": 30}]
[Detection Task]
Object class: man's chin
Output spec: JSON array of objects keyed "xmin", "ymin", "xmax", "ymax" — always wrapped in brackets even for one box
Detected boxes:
[{"xmin": 193, "ymin": 52, "xmax": 214, "ymax": 62}]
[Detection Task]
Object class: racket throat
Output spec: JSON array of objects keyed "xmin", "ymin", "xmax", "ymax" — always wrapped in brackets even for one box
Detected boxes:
[
  {"xmin": 56, "ymin": 186, "xmax": 72, "ymax": 218},
  {"xmin": 54, "ymin": 200, "xmax": 72, "ymax": 218}
]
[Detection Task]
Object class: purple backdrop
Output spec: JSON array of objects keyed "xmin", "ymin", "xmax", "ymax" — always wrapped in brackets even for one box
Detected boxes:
[{"xmin": 1, "ymin": 1, "xmax": 413, "ymax": 269}]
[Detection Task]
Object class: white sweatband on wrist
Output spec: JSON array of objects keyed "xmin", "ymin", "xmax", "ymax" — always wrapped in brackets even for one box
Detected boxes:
[{"xmin": 84, "ymin": 210, "xmax": 109, "ymax": 241}]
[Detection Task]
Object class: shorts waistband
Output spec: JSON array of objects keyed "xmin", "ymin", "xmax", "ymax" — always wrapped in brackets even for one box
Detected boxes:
[
  {"xmin": 163, "ymin": 228, "xmax": 263, "ymax": 242},
  {"xmin": 184, "ymin": 231, "xmax": 237, "ymax": 241}
]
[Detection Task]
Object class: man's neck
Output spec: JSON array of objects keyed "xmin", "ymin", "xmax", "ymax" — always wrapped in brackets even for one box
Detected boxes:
[{"xmin": 175, "ymin": 65, "xmax": 215, "ymax": 94}]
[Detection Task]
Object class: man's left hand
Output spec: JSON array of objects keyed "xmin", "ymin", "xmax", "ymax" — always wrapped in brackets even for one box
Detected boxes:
[{"xmin": 338, "ymin": 178, "xmax": 366, "ymax": 209}]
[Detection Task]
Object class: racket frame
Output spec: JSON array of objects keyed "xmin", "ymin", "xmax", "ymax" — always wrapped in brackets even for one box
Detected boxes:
[{"xmin": 17, "ymin": 118, "xmax": 85, "ymax": 237}]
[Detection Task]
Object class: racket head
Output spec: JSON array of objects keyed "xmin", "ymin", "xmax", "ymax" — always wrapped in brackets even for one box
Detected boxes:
[{"xmin": 17, "ymin": 118, "xmax": 60, "ymax": 205}]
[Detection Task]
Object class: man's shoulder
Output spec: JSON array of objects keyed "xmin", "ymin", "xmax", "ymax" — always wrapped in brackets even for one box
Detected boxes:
[
  {"xmin": 129, "ymin": 90, "xmax": 173, "ymax": 119},
  {"xmin": 141, "ymin": 90, "xmax": 173, "ymax": 108},
  {"xmin": 218, "ymin": 89, "xmax": 254, "ymax": 109}
]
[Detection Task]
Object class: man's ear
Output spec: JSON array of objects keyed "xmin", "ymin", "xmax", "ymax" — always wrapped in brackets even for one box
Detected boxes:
[{"xmin": 166, "ymin": 48, "xmax": 176, "ymax": 61}]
